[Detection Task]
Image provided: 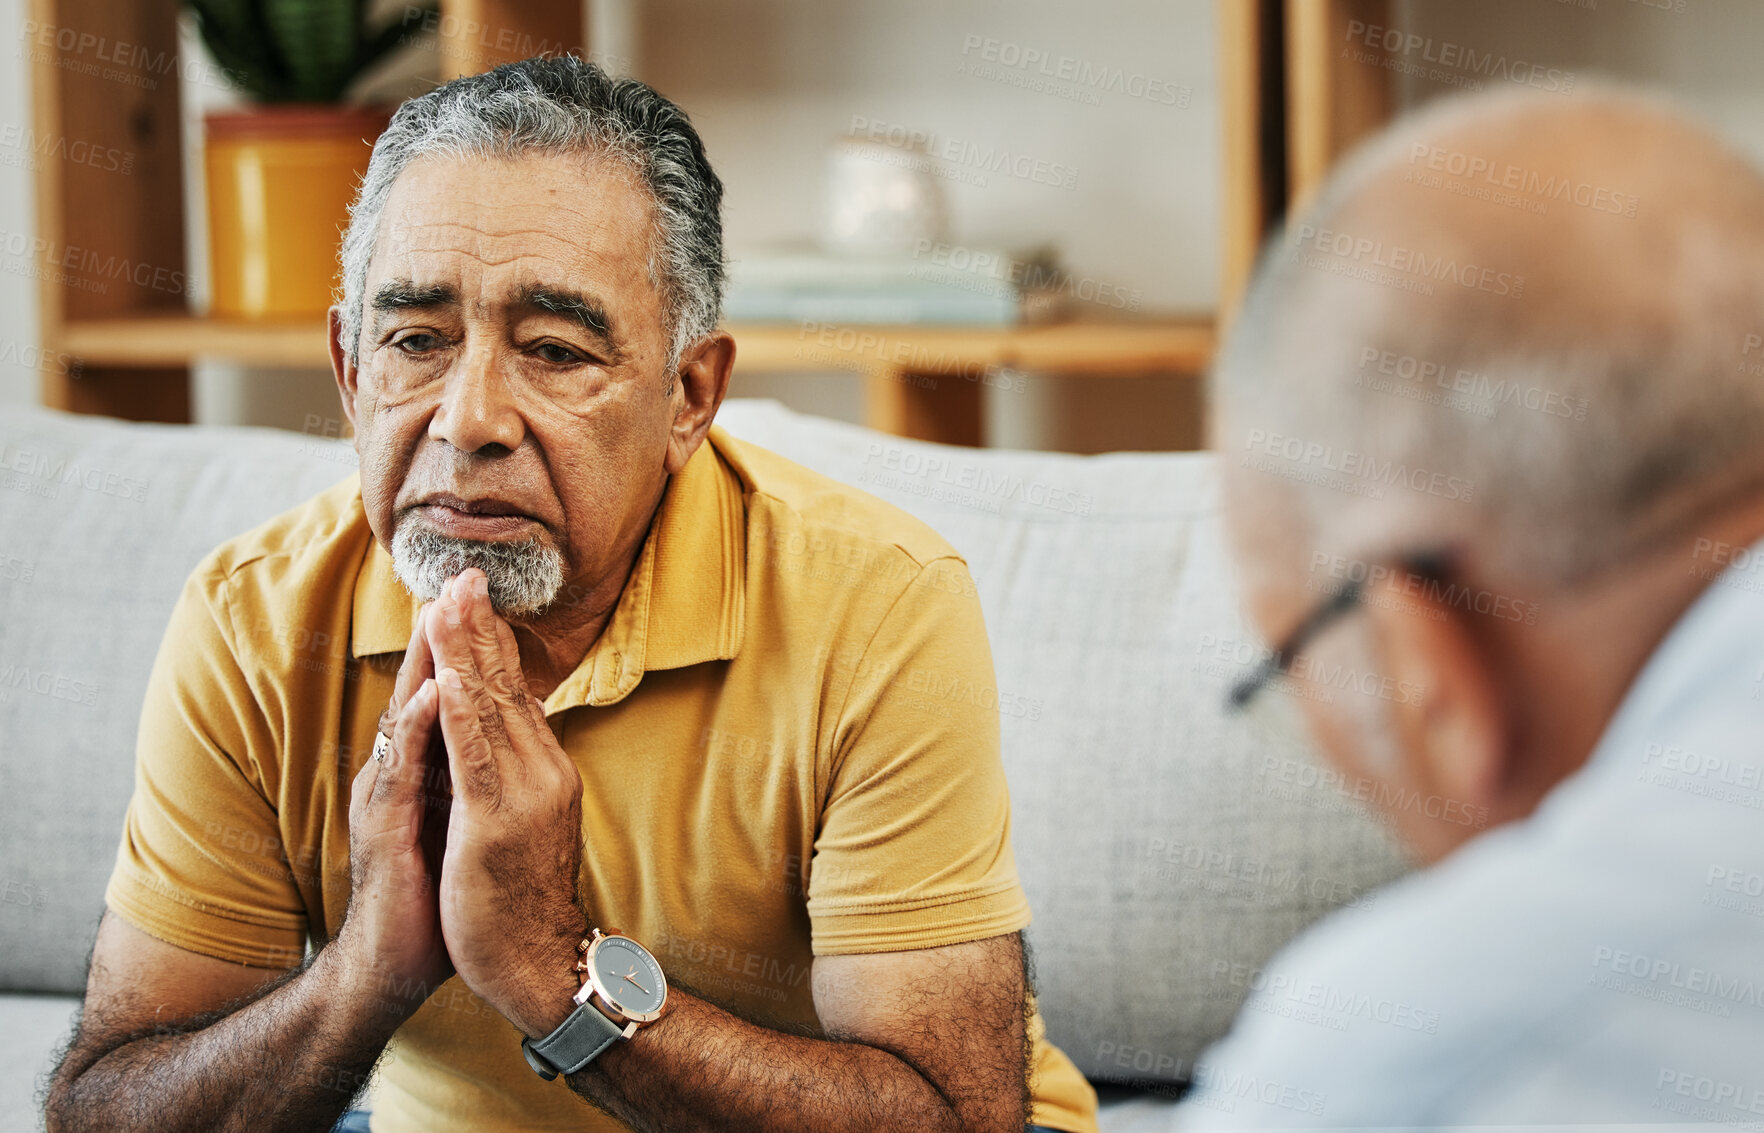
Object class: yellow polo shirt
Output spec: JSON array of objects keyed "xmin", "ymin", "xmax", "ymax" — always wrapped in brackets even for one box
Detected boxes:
[{"xmin": 106, "ymin": 425, "xmax": 1098, "ymax": 1132}]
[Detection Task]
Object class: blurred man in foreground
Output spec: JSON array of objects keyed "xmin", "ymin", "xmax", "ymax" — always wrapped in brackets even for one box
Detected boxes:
[{"xmin": 1190, "ymin": 89, "xmax": 1764, "ymax": 1124}]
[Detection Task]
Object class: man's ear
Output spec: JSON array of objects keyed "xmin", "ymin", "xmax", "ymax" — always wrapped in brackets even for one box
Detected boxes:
[
  {"xmin": 327, "ymin": 306, "xmax": 362, "ymax": 436},
  {"xmin": 1363, "ymin": 578, "xmax": 1509, "ymax": 833},
  {"xmin": 664, "ymin": 329, "xmax": 736, "ymax": 475}
]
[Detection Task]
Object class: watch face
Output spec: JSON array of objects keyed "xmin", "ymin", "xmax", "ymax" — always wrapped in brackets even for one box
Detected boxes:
[{"xmin": 591, "ymin": 936, "xmax": 668, "ymax": 1020}]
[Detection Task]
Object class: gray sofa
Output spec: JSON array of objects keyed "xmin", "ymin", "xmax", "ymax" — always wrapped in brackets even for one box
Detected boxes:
[{"xmin": 0, "ymin": 400, "xmax": 1409, "ymax": 1130}]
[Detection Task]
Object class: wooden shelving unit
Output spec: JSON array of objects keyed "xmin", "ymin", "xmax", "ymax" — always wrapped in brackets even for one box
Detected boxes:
[{"xmin": 29, "ymin": 0, "xmax": 1387, "ymax": 446}]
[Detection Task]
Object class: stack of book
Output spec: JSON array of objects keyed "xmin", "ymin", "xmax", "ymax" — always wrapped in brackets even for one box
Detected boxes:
[{"xmin": 722, "ymin": 248, "xmax": 1021, "ymax": 325}]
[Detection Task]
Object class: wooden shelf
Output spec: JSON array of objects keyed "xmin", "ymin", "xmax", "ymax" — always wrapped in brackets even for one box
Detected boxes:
[
  {"xmin": 60, "ymin": 316, "xmax": 334, "ymax": 369},
  {"xmin": 736, "ymin": 318, "xmax": 1214, "ymax": 378},
  {"xmin": 56, "ymin": 313, "xmax": 1216, "ymax": 377}
]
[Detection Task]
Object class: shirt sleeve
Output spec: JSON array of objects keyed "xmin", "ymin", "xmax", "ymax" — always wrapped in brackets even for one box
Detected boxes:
[
  {"xmin": 104, "ymin": 554, "xmax": 308, "ymax": 968},
  {"xmin": 807, "ymin": 555, "xmax": 1031, "ymax": 955}
]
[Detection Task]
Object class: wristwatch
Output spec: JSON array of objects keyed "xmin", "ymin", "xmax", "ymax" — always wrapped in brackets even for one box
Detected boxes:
[{"xmin": 521, "ymin": 929, "xmax": 670, "ymax": 1081}]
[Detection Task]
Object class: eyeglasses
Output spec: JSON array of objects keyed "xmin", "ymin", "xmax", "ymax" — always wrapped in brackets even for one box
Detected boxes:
[{"xmin": 1225, "ymin": 551, "xmax": 1451, "ymax": 712}]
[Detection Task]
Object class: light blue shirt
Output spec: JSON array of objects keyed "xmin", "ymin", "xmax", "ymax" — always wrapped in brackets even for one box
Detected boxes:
[{"xmin": 1176, "ymin": 547, "xmax": 1764, "ymax": 1127}]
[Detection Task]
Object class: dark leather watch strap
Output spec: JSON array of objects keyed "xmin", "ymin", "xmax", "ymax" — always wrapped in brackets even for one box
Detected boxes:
[{"xmin": 521, "ymin": 1000, "xmax": 625, "ymax": 1080}]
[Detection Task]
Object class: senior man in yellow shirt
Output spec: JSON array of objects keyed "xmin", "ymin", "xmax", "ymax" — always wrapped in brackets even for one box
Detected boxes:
[{"xmin": 44, "ymin": 57, "xmax": 1095, "ymax": 1133}]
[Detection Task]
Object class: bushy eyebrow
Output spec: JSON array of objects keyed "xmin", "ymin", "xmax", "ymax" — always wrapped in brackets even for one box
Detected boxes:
[
  {"xmin": 370, "ymin": 279, "xmax": 457, "ymax": 315},
  {"xmin": 367, "ymin": 278, "xmax": 624, "ymax": 364},
  {"xmin": 518, "ymin": 284, "xmax": 615, "ymax": 343}
]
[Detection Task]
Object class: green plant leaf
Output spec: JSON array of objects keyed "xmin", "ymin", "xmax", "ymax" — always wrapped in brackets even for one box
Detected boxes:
[
  {"xmin": 186, "ymin": 0, "xmax": 288, "ymax": 101},
  {"xmin": 262, "ymin": 0, "xmax": 359, "ymax": 102},
  {"xmin": 184, "ymin": 0, "xmax": 434, "ymax": 103}
]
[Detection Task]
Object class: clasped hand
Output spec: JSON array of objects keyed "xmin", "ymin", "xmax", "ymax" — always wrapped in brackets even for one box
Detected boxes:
[{"xmin": 344, "ymin": 568, "xmax": 587, "ymax": 1037}]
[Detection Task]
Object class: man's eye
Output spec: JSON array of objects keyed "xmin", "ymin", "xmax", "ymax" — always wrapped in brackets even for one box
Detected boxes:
[
  {"xmin": 534, "ymin": 343, "xmax": 583, "ymax": 365},
  {"xmin": 394, "ymin": 332, "xmax": 444, "ymax": 355}
]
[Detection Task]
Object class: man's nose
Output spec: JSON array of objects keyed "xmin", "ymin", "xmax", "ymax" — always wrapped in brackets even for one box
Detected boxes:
[{"xmin": 429, "ymin": 348, "xmax": 526, "ymax": 454}]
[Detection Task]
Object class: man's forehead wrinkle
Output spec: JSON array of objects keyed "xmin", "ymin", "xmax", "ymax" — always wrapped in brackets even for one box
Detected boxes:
[
  {"xmin": 387, "ymin": 246, "xmax": 598, "ymax": 281},
  {"xmin": 372, "ymin": 154, "xmax": 659, "ymax": 282},
  {"xmin": 389, "ymin": 220, "xmax": 594, "ymax": 265},
  {"xmin": 388, "ymin": 185, "xmax": 643, "ymax": 242},
  {"xmin": 381, "ymin": 219, "xmax": 647, "ymax": 282}
]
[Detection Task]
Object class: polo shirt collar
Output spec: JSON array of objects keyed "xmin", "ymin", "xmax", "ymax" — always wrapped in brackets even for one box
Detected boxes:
[{"xmin": 349, "ymin": 430, "xmax": 747, "ymax": 710}]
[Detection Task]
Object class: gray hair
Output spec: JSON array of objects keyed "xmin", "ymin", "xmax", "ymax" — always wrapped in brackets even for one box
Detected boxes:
[
  {"xmin": 337, "ymin": 55, "xmax": 725, "ymax": 374},
  {"xmin": 391, "ymin": 523, "xmax": 565, "ymax": 618},
  {"xmin": 1214, "ymin": 87, "xmax": 1764, "ymax": 593}
]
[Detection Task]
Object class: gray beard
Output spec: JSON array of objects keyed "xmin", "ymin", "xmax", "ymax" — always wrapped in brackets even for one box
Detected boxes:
[{"xmin": 390, "ymin": 516, "xmax": 566, "ymax": 619}]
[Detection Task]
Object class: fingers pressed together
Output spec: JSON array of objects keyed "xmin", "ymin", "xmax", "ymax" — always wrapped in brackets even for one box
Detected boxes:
[{"xmin": 422, "ymin": 569, "xmax": 552, "ymax": 807}]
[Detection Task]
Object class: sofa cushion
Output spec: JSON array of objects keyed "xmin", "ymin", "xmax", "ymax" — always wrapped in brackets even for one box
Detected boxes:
[
  {"xmin": 0, "ymin": 409, "xmax": 366, "ymax": 995},
  {"xmin": 0, "ymin": 400, "xmax": 1408, "ymax": 1088}
]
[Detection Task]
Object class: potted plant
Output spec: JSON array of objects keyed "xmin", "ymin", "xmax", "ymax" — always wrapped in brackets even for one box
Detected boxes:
[{"xmin": 188, "ymin": 0, "xmax": 435, "ymax": 320}]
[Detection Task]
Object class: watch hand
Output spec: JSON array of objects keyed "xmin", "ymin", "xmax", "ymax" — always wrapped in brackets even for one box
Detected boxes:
[{"xmin": 621, "ymin": 973, "xmax": 651, "ymax": 994}]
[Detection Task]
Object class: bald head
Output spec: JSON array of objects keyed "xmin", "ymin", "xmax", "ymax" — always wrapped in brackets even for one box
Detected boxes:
[{"xmin": 1218, "ymin": 88, "xmax": 1764, "ymax": 592}]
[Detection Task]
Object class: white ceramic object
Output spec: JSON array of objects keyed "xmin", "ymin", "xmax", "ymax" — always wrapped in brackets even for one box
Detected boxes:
[{"xmin": 821, "ymin": 136, "xmax": 949, "ymax": 256}]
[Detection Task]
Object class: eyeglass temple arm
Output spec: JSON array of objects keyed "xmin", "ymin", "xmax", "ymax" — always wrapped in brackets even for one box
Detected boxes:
[{"xmin": 1223, "ymin": 550, "xmax": 1453, "ymax": 711}]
